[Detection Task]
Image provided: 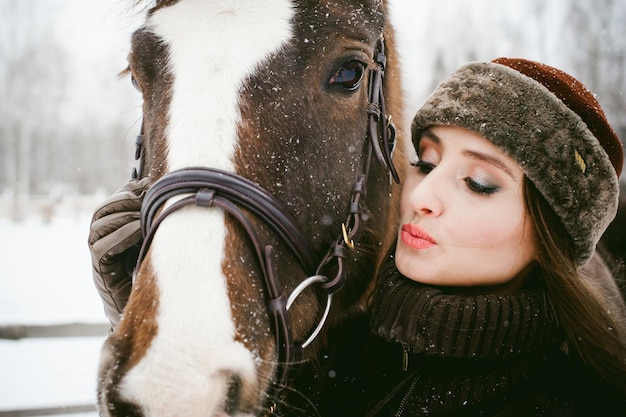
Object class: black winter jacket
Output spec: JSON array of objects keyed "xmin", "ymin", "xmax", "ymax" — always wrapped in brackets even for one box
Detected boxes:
[{"xmin": 284, "ymin": 261, "xmax": 626, "ymax": 417}]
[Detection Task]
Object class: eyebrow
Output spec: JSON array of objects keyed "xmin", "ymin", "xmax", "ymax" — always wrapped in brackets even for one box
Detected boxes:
[
  {"xmin": 420, "ymin": 129, "xmax": 440, "ymax": 144},
  {"xmin": 463, "ymin": 150, "xmax": 516, "ymax": 180},
  {"xmin": 420, "ymin": 130, "xmax": 516, "ymax": 180}
]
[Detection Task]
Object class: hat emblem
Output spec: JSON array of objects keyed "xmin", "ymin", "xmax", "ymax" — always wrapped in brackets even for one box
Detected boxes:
[{"xmin": 575, "ymin": 150, "xmax": 586, "ymax": 173}]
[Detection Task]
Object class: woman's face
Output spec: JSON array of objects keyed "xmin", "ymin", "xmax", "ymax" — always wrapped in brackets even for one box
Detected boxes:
[{"xmin": 395, "ymin": 126, "xmax": 537, "ymax": 287}]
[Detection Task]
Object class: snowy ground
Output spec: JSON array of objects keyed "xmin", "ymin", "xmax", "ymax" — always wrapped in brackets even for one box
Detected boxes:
[{"xmin": 0, "ymin": 206, "xmax": 105, "ymax": 416}]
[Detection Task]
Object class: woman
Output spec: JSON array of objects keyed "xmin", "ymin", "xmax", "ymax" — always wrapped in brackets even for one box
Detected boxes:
[
  {"xmin": 89, "ymin": 58, "xmax": 626, "ymax": 415},
  {"xmin": 298, "ymin": 58, "xmax": 626, "ymax": 417}
]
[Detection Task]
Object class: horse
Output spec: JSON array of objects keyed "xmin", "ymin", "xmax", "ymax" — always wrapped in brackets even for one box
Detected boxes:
[{"xmin": 97, "ymin": 1, "xmax": 406, "ymax": 416}]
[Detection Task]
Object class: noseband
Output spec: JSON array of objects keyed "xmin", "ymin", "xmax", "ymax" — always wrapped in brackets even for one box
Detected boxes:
[{"xmin": 132, "ymin": 36, "xmax": 397, "ymax": 403}]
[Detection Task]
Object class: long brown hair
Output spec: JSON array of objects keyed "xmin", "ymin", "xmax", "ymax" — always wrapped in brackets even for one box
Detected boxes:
[{"xmin": 524, "ymin": 179, "xmax": 626, "ymax": 392}]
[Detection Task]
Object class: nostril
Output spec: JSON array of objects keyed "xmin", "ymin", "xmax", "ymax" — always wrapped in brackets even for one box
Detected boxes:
[{"xmin": 224, "ymin": 374, "xmax": 242, "ymax": 415}]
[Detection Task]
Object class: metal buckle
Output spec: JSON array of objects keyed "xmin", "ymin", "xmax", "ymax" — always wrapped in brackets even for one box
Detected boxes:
[{"xmin": 341, "ymin": 223, "xmax": 355, "ymax": 250}]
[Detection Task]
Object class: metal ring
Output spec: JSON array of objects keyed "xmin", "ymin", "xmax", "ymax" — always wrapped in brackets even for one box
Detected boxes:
[{"xmin": 286, "ymin": 275, "xmax": 333, "ymax": 348}]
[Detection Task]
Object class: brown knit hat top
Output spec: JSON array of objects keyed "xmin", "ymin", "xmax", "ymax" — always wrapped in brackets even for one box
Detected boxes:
[
  {"xmin": 411, "ymin": 58, "xmax": 623, "ymax": 265},
  {"xmin": 493, "ymin": 58, "xmax": 623, "ymax": 175}
]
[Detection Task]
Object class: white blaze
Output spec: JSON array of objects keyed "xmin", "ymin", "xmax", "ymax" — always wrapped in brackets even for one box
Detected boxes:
[{"xmin": 120, "ymin": 1, "xmax": 294, "ymax": 416}]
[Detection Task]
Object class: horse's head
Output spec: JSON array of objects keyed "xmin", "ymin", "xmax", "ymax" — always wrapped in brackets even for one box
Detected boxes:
[{"xmin": 98, "ymin": 1, "xmax": 405, "ymax": 416}]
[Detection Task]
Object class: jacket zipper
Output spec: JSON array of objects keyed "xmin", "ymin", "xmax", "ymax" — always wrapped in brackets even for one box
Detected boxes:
[
  {"xmin": 365, "ymin": 368, "xmax": 421, "ymax": 417},
  {"xmin": 394, "ymin": 376, "xmax": 418, "ymax": 417}
]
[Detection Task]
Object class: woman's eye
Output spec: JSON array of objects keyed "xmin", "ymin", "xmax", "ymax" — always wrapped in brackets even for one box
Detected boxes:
[
  {"xmin": 464, "ymin": 177, "xmax": 499, "ymax": 195},
  {"xmin": 411, "ymin": 160, "xmax": 435, "ymax": 175},
  {"xmin": 329, "ymin": 61, "xmax": 365, "ymax": 91}
]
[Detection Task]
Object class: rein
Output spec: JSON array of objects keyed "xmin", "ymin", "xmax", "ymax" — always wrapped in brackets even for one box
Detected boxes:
[{"xmin": 133, "ymin": 35, "xmax": 397, "ymax": 403}]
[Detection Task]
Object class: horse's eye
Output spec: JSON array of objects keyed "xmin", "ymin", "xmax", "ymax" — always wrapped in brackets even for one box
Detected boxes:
[
  {"xmin": 329, "ymin": 61, "xmax": 365, "ymax": 91},
  {"xmin": 131, "ymin": 75, "xmax": 141, "ymax": 92}
]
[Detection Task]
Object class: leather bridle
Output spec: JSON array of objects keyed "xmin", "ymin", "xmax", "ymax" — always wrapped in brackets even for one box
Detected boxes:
[{"xmin": 132, "ymin": 36, "xmax": 398, "ymax": 402}]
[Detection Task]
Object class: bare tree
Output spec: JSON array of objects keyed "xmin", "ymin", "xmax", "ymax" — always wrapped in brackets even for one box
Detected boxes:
[
  {"xmin": 0, "ymin": 1, "xmax": 67, "ymax": 218},
  {"xmin": 562, "ymin": 0, "xmax": 626, "ymax": 129}
]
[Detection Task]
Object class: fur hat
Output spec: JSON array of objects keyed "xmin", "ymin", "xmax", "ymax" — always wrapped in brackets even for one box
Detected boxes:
[{"xmin": 411, "ymin": 57, "xmax": 623, "ymax": 266}]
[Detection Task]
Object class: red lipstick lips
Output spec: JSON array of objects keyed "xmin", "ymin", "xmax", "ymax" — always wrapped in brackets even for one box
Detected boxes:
[{"xmin": 401, "ymin": 224, "xmax": 436, "ymax": 249}]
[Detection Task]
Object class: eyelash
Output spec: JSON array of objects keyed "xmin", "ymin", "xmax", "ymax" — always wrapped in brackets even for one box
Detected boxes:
[
  {"xmin": 410, "ymin": 160, "xmax": 500, "ymax": 196},
  {"xmin": 464, "ymin": 178, "xmax": 499, "ymax": 195},
  {"xmin": 411, "ymin": 160, "xmax": 434, "ymax": 175}
]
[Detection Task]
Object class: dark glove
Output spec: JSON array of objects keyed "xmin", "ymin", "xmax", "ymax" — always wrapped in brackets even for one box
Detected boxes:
[{"xmin": 88, "ymin": 177, "xmax": 150, "ymax": 328}]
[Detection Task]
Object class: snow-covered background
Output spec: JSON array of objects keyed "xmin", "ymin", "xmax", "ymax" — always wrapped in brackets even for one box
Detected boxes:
[
  {"xmin": 0, "ymin": 0, "xmax": 624, "ymax": 415},
  {"xmin": 0, "ymin": 212, "xmax": 104, "ymax": 415}
]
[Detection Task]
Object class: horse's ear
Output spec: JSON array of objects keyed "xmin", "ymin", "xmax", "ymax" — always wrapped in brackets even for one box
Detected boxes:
[
  {"xmin": 155, "ymin": 0, "xmax": 179, "ymax": 7},
  {"xmin": 147, "ymin": 0, "xmax": 178, "ymax": 13}
]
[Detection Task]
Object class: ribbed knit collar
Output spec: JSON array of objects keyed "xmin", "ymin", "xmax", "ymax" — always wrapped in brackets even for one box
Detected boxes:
[{"xmin": 370, "ymin": 253, "xmax": 559, "ymax": 359}]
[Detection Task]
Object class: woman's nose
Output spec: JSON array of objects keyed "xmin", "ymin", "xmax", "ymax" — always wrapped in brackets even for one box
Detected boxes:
[{"xmin": 407, "ymin": 170, "xmax": 444, "ymax": 217}]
